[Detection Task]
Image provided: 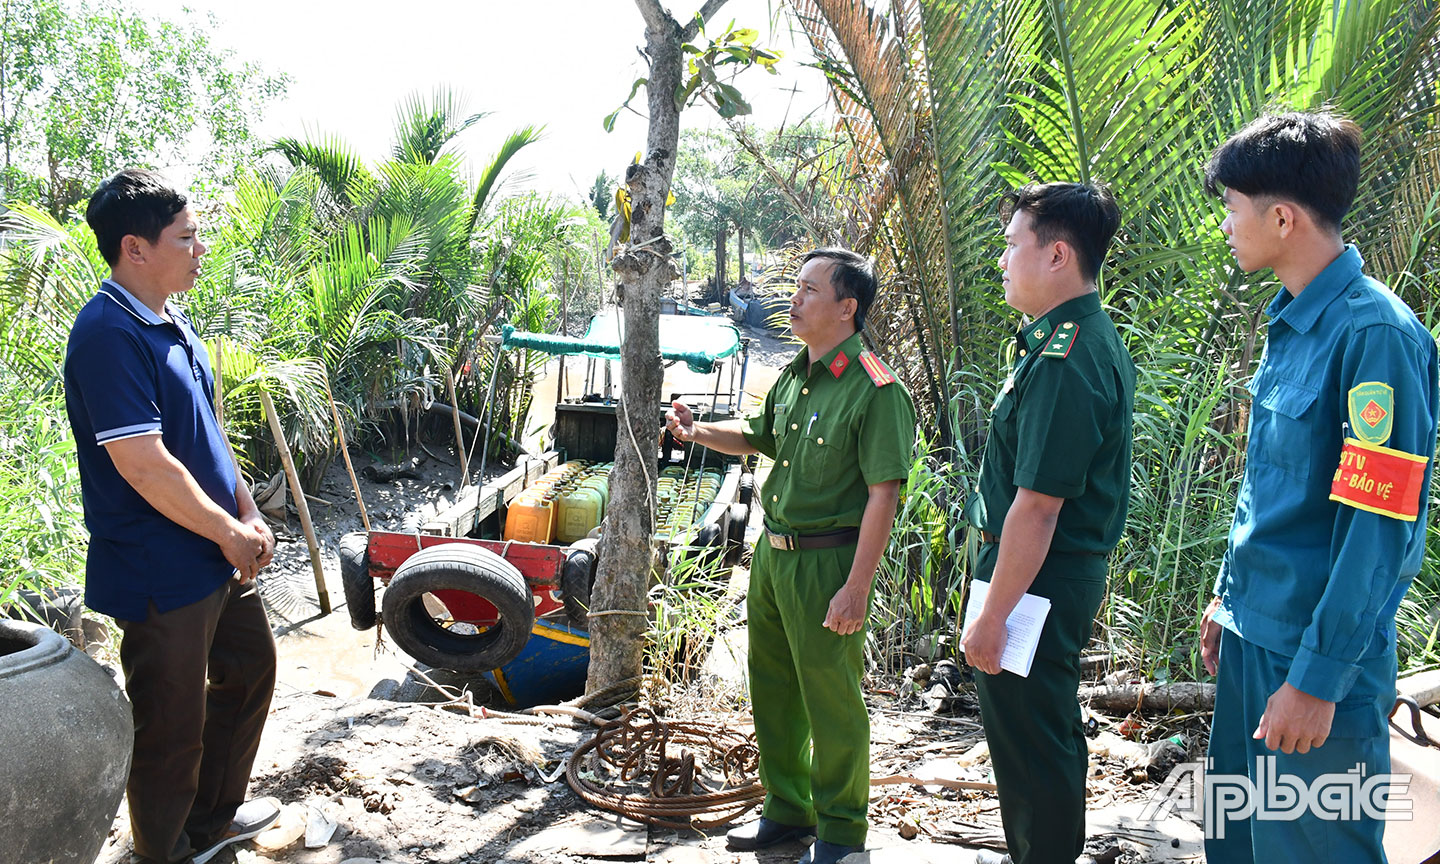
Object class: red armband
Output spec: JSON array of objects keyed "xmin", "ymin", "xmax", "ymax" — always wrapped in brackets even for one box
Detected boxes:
[{"xmin": 1329, "ymin": 437, "xmax": 1429, "ymax": 521}]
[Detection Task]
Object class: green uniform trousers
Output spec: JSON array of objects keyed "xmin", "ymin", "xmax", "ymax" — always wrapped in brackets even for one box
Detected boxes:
[
  {"xmin": 973, "ymin": 542, "xmax": 1107, "ymax": 864},
  {"xmin": 747, "ymin": 537, "xmax": 870, "ymax": 847}
]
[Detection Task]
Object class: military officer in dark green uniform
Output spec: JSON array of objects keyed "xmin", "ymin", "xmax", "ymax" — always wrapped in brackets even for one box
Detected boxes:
[
  {"xmin": 963, "ymin": 183, "xmax": 1134, "ymax": 864},
  {"xmin": 666, "ymin": 248, "xmax": 916, "ymax": 864}
]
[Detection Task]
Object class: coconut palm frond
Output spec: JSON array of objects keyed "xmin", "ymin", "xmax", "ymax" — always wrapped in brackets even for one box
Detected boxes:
[
  {"xmin": 391, "ymin": 86, "xmax": 490, "ymax": 166},
  {"xmin": 270, "ymin": 133, "xmax": 376, "ymax": 207},
  {"xmin": 468, "ymin": 125, "xmax": 546, "ymax": 235}
]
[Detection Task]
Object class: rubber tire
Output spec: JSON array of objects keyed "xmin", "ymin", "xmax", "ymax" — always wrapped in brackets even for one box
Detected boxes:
[
  {"xmin": 694, "ymin": 522, "xmax": 723, "ymax": 547},
  {"xmin": 381, "ymin": 543, "xmax": 535, "ymax": 673},
  {"xmin": 725, "ymin": 502, "xmax": 750, "ymax": 566},
  {"xmin": 338, "ymin": 532, "xmax": 377, "ymax": 631},
  {"xmin": 560, "ymin": 546, "xmax": 598, "ymax": 629},
  {"xmin": 737, "ymin": 473, "xmax": 756, "ymax": 507}
]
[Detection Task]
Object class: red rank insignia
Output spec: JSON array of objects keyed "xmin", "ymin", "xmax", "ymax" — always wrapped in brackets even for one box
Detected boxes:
[
  {"xmin": 858, "ymin": 350, "xmax": 896, "ymax": 386},
  {"xmin": 828, "ymin": 351, "xmax": 848, "ymax": 378},
  {"xmin": 1329, "ymin": 437, "xmax": 1429, "ymax": 521}
]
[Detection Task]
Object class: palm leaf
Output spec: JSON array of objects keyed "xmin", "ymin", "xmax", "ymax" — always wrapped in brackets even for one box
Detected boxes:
[{"xmin": 467, "ymin": 125, "xmax": 546, "ymax": 235}]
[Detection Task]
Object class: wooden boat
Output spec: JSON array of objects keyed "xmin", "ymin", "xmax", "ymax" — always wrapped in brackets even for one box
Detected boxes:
[{"xmin": 339, "ymin": 310, "xmax": 755, "ymax": 707}]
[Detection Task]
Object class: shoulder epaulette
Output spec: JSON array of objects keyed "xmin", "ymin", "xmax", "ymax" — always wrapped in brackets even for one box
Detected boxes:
[
  {"xmin": 1040, "ymin": 322, "xmax": 1079, "ymax": 359},
  {"xmin": 857, "ymin": 350, "xmax": 896, "ymax": 386}
]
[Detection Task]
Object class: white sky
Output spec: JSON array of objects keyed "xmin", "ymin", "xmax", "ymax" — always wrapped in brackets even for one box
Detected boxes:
[{"xmin": 131, "ymin": 0, "xmax": 833, "ymax": 202}]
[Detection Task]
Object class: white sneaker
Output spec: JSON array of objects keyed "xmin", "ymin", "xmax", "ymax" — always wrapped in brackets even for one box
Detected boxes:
[{"xmin": 191, "ymin": 797, "xmax": 281, "ymax": 864}]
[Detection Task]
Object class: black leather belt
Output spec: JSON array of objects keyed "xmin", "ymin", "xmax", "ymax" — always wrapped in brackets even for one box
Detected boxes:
[{"xmin": 765, "ymin": 527, "xmax": 861, "ymax": 551}]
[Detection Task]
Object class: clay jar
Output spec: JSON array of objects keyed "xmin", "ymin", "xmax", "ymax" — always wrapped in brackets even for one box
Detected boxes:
[{"xmin": 0, "ymin": 619, "xmax": 133, "ymax": 863}]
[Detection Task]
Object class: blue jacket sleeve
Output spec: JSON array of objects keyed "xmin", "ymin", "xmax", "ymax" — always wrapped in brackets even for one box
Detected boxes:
[{"xmin": 1287, "ymin": 322, "xmax": 1439, "ymax": 701}]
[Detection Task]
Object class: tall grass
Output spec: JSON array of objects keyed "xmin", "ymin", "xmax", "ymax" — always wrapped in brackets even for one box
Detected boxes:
[{"xmin": 0, "ymin": 372, "xmax": 87, "ymax": 614}]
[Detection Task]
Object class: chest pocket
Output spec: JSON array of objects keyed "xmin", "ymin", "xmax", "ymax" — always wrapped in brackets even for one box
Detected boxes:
[
  {"xmin": 1251, "ymin": 379, "xmax": 1319, "ymax": 478},
  {"xmin": 795, "ymin": 419, "xmax": 854, "ymax": 491}
]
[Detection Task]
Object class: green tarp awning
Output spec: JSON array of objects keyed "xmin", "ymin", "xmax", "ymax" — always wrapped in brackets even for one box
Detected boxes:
[{"xmin": 500, "ymin": 311, "xmax": 741, "ymax": 374}]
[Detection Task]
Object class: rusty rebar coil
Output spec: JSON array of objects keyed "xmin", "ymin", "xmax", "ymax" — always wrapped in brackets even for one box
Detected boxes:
[{"xmin": 565, "ymin": 706, "xmax": 764, "ymax": 829}]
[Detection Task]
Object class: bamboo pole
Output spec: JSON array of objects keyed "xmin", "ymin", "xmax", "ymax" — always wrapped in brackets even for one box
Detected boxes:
[
  {"xmin": 323, "ymin": 375, "xmax": 370, "ymax": 534},
  {"xmin": 444, "ymin": 366, "xmax": 470, "ymax": 485},
  {"xmin": 259, "ymin": 388, "xmax": 331, "ymax": 615}
]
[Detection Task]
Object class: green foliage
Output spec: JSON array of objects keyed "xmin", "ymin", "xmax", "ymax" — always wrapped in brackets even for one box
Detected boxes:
[
  {"xmin": 0, "ymin": 372, "xmax": 86, "ymax": 611},
  {"xmin": 602, "ymin": 18, "xmax": 781, "ymax": 133},
  {"xmin": 670, "ymin": 124, "xmax": 838, "ymax": 273},
  {"xmin": 0, "ymin": 0, "xmax": 286, "ymax": 218},
  {"xmin": 646, "ymin": 546, "xmax": 734, "ymax": 684},
  {"xmin": 588, "ymin": 171, "xmax": 615, "ymax": 221}
]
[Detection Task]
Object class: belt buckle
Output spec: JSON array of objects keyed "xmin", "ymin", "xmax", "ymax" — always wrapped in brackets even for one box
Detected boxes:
[{"xmin": 767, "ymin": 529, "xmax": 796, "ymax": 551}]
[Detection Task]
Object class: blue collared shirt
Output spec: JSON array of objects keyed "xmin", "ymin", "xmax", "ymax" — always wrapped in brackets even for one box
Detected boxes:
[
  {"xmin": 1213, "ymin": 247, "xmax": 1439, "ymax": 702},
  {"xmin": 63, "ymin": 279, "xmax": 238, "ymax": 621}
]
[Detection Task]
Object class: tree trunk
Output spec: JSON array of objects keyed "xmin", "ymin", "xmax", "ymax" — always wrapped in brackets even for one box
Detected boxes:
[
  {"xmin": 736, "ymin": 225, "xmax": 745, "ymax": 285},
  {"xmin": 587, "ymin": 0, "xmax": 729, "ymax": 693},
  {"xmin": 714, "ymin": 223, "xmax": 728, "ymax": 299}
]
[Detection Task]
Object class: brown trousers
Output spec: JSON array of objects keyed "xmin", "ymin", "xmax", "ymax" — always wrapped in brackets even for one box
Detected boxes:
[{"xmin": 117, "ymin": 578, "xmax": 276, "ymax": 863}]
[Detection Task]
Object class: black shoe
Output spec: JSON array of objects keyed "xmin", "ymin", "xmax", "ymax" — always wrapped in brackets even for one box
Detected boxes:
[
  {"xmin": 726, "ymin": 816, "xmax": 815, "ymax": 850},
  {"xmin": 972, "ymin": 851, "xmax": 1013, "ymax": 864},
  {"xmin": 799, "ymin": 839, "xmax": 864, "ymax": 864}
]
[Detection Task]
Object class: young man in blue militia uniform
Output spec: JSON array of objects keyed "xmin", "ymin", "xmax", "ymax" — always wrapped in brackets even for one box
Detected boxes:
[
  {"xmin": 1198, "ymin": 111, "xmax": 1439, "ymax": 862},
  {"xmin": 665, "ymin": 248, "xmax": 916, "ymax": 864},
  {"xmin": 963, "ymin": 182, "xmax": 1135, "ymax": 864},
  {"xmin": 65, "ymin": 170, "xmax": 281, "ymax": 864}
]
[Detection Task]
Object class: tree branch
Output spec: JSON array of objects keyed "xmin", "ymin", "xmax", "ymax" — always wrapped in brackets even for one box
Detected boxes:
[
  {"xmin": 683, "ymin": 0, "xmax": 730, "ymax": 42},
  {"xmin": 633, "ymin": 0, "xmax": 672, "ymax": 33},
  {"xmin": 634, "ymin": 0, "xmax": 727, "ymax": 43}
]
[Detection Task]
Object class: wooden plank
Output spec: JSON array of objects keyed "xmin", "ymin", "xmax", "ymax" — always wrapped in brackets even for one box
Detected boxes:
[
  {"xmin": 423, "ymin": 478, "xmax": 505, "ymax": 538},
  {"xmin": 423, "ymin": 451, "xmax": 564, "ymax": 539},
  {"xmin": 498, "ymin": 463, "xmax": 529, "ymax": 504}
]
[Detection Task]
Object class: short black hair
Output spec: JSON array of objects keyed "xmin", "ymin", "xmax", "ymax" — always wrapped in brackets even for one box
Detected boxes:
[
  {"xmin": 85, "ymin": 168, "xmax": 188, "ymax": 266},
  {"xmin": 1001, "ymin": 182, "xmax": 1120, "ymax": 282},
  {"xmin": 801, "ymin": 247, "xmax": 877, "ymax": 331},
  {"xmin": 1204, "ymin": 110, "xmax": 1362, "ymax": 231}
]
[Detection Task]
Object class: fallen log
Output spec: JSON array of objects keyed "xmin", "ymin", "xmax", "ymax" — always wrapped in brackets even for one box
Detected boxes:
[
  {"xmin": 1398, "ymin": 670, "xmax": 1440, "ymax": 709},
  {"xmin": 1078, "ymin": 681, "xmax": 1215, "ymax": 714}
]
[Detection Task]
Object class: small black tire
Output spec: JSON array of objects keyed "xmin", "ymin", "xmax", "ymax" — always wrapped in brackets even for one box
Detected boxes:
[
  {"xmin": 381, "ymin": 543, "xmax": 535, "ymax": 673},
  {"xmin": 695, "ymin": 521, "xmax": 723, "ymax": 547},
  {"xmin": 338, "ymin": 532, "xmax": 377, "ymax": 631},
  {"xmin": 737, "ymin": 473, "xmax": 756, "ymax": 506},
  {"xmin": 725, "ymin": 503, "xmax": 750, "ymax": 565},
  {"xmin": 560, "ymin": 546, "xmax": 598, "ymax": 628}
]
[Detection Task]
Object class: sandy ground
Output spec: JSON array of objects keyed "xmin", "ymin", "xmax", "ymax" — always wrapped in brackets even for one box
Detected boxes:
[{"xmin": 86, "ymin": 316, "xmax": 1202, "ymax": 864}]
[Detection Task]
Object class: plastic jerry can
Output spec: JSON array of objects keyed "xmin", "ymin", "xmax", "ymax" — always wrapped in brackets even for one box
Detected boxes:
[
  {"xmin": 556, "ymin": 484, "xmax": 605, "ymax": 543},
  {"xmin": 503, "ymin": 493, "xmax": 555, "ymax": 543}
]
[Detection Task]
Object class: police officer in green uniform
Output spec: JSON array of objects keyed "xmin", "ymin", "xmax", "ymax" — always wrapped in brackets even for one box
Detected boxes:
[
  {"xmin": 962, "ymin": 183, "xmax": 1134, "ymax": 864},
  {"xmin": 666, "ymin": 248, "xmax": 916, "ymax": 864}
]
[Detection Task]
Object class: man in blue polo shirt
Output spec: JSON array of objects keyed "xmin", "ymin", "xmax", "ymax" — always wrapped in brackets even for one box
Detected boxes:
[
  {"xmin": 64, "ymin": 169, "xmax": 280, "ymax": 864},
  {"xmin": 1198, "ymin": 112, "xmax": 1439, "ymax": 862}
]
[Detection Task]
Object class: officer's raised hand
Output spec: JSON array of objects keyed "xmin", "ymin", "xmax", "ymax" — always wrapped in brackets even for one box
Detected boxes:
[
  {"xmin": 962, "ymin": 611, "xmax": 1008, "ymax": 675},
  {"xmin": 665, "ymin": 401, "xmax": 695, "ymax": 443}
]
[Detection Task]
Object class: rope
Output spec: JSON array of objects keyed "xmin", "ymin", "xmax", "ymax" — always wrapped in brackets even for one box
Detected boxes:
[{"xmin": 565, "ymin": 707, "xmax": 764, "ymax": 829}]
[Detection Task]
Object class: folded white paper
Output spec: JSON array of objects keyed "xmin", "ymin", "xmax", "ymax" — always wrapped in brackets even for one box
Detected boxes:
[{"xmin": 961, "ymin": 579, "xmax": 1051, "ymax": 677}]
